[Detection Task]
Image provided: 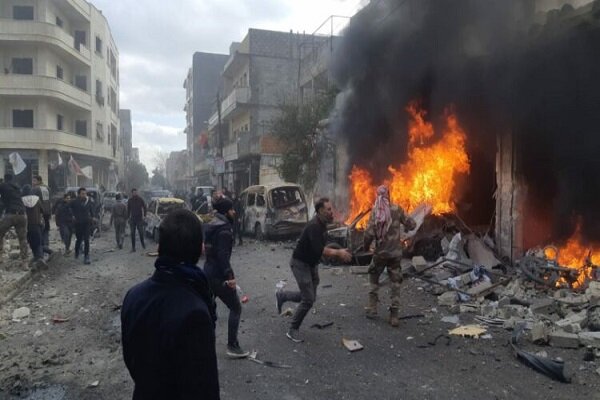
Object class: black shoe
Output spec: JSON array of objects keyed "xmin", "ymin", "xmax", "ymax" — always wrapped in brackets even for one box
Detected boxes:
[
  {"xmin": 226, "ymin": 343, "xmax": 249, "ymax": 359},
  {"xmin": 74, "ymin": 251, "xmax": 80, "ymax": 260},
  {"xmin": 84, "ymin": 255, "xmax": 91, "ymax": 265},
  {"xmin": 141, "ymin": 243, "xmax": 146, "ymax": 250},
  {"xmin": 276, "ymin": 291, "xmax": 285, "ymax": 315},
  {"xmin": 286, "ymin": 329, "xmax": 303, "ymax": 343}
]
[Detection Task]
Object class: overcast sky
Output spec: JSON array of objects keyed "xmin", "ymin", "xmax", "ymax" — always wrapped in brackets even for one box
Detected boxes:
[{"xmin": 91, "ymin": 0, "xmax": 365, "ymax": 172}]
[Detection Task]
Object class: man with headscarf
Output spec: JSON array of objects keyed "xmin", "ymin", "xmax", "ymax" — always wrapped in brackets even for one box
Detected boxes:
[
  {"xmin": 21, "ymin": 185, "xmax": 47, "ymax": 269},
  {"xmin": 363, "ymin": 185, "xmax": 416, "ymax": 327}
]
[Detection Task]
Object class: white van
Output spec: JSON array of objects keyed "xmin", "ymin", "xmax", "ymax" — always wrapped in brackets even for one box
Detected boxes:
[{"xmin": 239, "ymin": 184, "xmax": 309, "ymax": 240}]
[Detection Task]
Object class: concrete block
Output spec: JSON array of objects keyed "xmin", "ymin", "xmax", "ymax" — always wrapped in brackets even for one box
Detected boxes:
[
  {"xmin": 530, "ymin": 298, "xmax": 556, "ymax": 315},
  {"xmin": 550, "ymin": 330, "xmax": 580, "ymax": 349},
  {"xmin": 467, "ymin": 281, "xmax": 493, "ymax": 296},
  {"xmin": 411, "ymin": 256, "xmax": 428, "ymax": 273},
  {"xmin": 530, "ymin": 323, "xmax": 548, "ymax": 343},
  {"xmin": 12, "ymin": 306, "xmax": 30, "ymax": 319},
  {"xmin": 498, "ymin": 305, "xmax": 527, "ymax": 319},
  {"xmin": 555, "ymin": 310, "xmax": 588, "ymax": 330},
  {"xmin": 9, "ymin": 250, "xmax": 20, "ymax": 260},
  {"xmin": 431, "ymin": 270, "xmax": 452, "ymax": 282},
  {"xmin": 438, "ymin": 291, "xmax": 458, "ymax": 307},
  {"xmin": 563, "ymin": 323, "xmax": 582, "ymax": 334},
  {"xmin": 498, "ymin": 296, "xmax": 511, "ymax": 308},
  {"xmin": 586, "ymin": 281, "xmax": 600, "ymax": 303},
  {"xmin": 578, "ymin": 331, "xmax": 600, "ymax": 348}
]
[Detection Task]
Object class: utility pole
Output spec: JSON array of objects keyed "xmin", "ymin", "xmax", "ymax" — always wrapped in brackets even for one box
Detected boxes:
[{"xmin": 216, "ymin": 91, "xmax": 224, "ymax": 189}]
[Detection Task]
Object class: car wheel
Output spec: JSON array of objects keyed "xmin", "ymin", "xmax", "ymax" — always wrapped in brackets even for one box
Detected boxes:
[
  {"xmin": 153, "ymin": 228, "xmax": 160, "ymax": 243},
  {"xmin": 254, "ymin": 223, "xmax": 264, "ymax": 240}
]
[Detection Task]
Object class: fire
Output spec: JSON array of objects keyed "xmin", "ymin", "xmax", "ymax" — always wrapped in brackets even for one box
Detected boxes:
[
  {"xmin": 347, "ymin": 102, "xmax": 470, "ymax": 228},
  {"xmin": 544, "ymin": 224, "xmax": 600, "ymax": 289}
]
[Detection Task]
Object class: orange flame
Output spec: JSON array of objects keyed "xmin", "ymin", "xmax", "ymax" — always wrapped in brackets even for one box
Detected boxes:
[
  {"xmin": 347, "ymin": 102, "xmax": 470, "ymax": 229},
  {"xmin": 544, "ymin": 224, "xmax": 600, "ymax": 288}
]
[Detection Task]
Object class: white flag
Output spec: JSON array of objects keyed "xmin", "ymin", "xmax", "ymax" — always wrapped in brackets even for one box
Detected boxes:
[
  {"xmin": 81, "ymin": 166, "xmax": 93, "ymax": 179},
  {"xmin": 8, "ymin": 152, "xmax": 26, "ymax": 175},
  {"xmin": 58, "ymin": 152, "xmax": 63, "ymax": 166}
]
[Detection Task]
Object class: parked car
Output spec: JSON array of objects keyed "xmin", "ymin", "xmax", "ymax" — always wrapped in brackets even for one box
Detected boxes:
[
  {"xmin": 141, "ymin": 189, "xmax": 172, "ymax": 204},
  {"xmin": 239, "ymin": 184, "xmax": 309, "ymax": 240},
  {"xmin": 144, "ymin": 197, "xmax": 187, "ymax": 242}
]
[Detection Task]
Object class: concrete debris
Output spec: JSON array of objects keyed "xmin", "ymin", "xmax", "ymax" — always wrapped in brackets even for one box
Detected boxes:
[
  {"xmin": 342, "ymin": 338, "xmax": 364, "ymax": 352},
  {"xmin": 549, "ymin": 330, "xmax": 580, "ymax": 349},
  {"xmin": 448, "ymin": 324, "xmax": 487, "ymax": 338},
  {"xmin": 441, "ymin": 315, "xmax": 460, "ymax": 324},
  {"xmin": 530, "ymin": 323, "xmax": 549, "ymax": 343},
  {"xmin": 12, "ymin": 307, "xmax": 31, "ymax": 320},
  {"xmin": 411, "ymin": 256, "xmax": 428, "ymax": 273},
  {"xmin": 466, "ymin": 236, "xmax": 502, "ymax": 269},
  {"xmin": 437, "ymin": 291, "xmax": 458, "ymax": 307},
  {"xmin": 578, "ymin": 332, "xmax": 600, "ymax": 348}
]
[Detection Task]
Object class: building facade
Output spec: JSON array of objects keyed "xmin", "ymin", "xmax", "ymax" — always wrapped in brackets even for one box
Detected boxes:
[
  {"xmin": 165, "ymin": 149, "xmax": 188, "ymax": 193},
  {"xmin": 183, "ymin": 52, "xmax": 228, "ymax": 187},
  {"xmin": 206, "ymin": 29, "xmax": 301, "ymax": 195},
  {"xmin": 0, "ymin": 0, "xmax": 122, "ymax": 191}
]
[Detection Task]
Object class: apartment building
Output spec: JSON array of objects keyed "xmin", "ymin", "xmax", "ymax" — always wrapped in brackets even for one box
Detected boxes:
[
  {"xmin": 183, "ymin": 52, "xmax": 228, "ymax": 186},
  {"xmin": 0, "ymin": 0, "xmax": 123, "ymax": 190},
  {"xmin": 206, "ymin": 29, "xmax": 300, "ymax": 194}
]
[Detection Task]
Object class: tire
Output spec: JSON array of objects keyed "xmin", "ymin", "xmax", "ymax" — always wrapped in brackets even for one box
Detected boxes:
[
  {"xmin": 254, "ymin": 223, "xmax": 264, "ymax": 240},
  {"xmin": 153, "ymin": 228, "xmax": 160, "ymax": 243}
]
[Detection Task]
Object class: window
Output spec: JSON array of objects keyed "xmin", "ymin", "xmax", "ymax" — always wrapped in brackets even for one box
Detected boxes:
[
  {"xmin": 75, "ymin": 120, "xmax": 87, "ymax": 136},
  {"xmin": 13, "ymin": 6, "xmax": 34, "ymax": 20},
  {"xmin": 247, "ymin": 193, "xmax": 256, "ymax": 206},
  {"xmin": 95, "ymin": 36, "xmax": 103, "ymax": 55},
  {"xmin": 96, "ymin": 122, "xmax": 104, "ymax": 141},
  {"xmin": 109, "ymin": 50, "xmax": 117, "ymax": 78},
  {"xmin": 56, "ymin": 65, "xmax": 63, "ymax": 80},
  {"xmin": 13, "ymin": 110, "xmax": 34, "ymax": 128},
  {"xmin": 107, "ymin": 126, "xmax": 111, "ymax": 144},
  {"xmin": 74, "ymin": 30, "xmax": 86, "ymax": 50},
  {"xmin": 95, "ymin": 80, "xmax": 104, "ymax": 105},
  {"xmin": 56, "ymin": 16, "xmax": 63, "ymax": 27},
  {"xmin": 57, "ymin": 115, "xmax": 64, "ymax": 131},
  {"xmin": 256, "ymin": 194, "xmax": 265, "ymax": 207},
  {"xmin": 12, "ymin": 58, "xmax": 33, "ymax": 75},
  {"xmin": 109, "ymin": 87, "xmax": 117, "ymax": 113},
  {"xmin": 75, "ymin": 75, "xmax": 87, "ymax": 92}
]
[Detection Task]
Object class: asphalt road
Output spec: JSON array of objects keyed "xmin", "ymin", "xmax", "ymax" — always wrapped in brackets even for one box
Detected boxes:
[{"xmin": 0, "ymin": 226, "xmax": 599, "ymax": 399}]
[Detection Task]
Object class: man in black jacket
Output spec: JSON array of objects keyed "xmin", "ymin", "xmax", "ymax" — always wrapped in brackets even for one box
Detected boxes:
[
  {"xmin": 204, "ymin": 197, "xmax": 249, "ymax": 358},
  {"xmin": 127, "ymin": 188, "xmax": 146, "ymax": 252},
  {"xmin": 0, "ymin": 174, "xmax": 28, "ymax": 269},
  {"xmin": 70, "ymin": 187, "xmax": 95, "ymax": 264},
  {"xmin": 122, "ymin": 209, "xmax": 219, "ymax": 400},
  {"xmin": 53, "ymin": 193, "xmax": 74, "ymax": 254}
]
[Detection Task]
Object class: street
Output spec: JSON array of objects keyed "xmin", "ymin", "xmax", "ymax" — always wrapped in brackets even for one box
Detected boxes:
[{"xmin": 0, "ymin": 227, "xmax": 598, "ymax": 400}]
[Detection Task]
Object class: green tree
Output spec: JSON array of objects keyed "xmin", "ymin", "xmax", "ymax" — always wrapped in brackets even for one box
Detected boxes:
[
  {"xmin": 150, "ymin": 168, "xmax": 166, "ymax": 188},
  {"xmin": 126, "ymin": 161, "xmax": 149, "ymax": 191},
  {"xmin": 272, "ymin": 89, "xmax": 337, "ymax": 192}
]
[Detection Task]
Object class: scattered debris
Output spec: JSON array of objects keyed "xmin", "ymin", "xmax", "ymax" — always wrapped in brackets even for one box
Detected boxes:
[
  {"xmin": 248, "ymin": 351, "xmax": 292, "ymax": 369},
  {"xmin": 88, "ymin": 381, "xmax": 100, "ymax": 388},
  {"xmin": 12, "ymin": 307, "xmax": 30, "ymax": 320},
  {"xmin": 441, "ymin": 315, "xmax": 460, "ymax": 324},
  {"xmin": 52, "ymin": 315, "xmax": 70, "ymax": 323},
  {"xmin": 342, "ymin": 338, "xmax": 364, "ymax": 352},
  {"xmin": 311, "ymin": 322, "xmax": 333, "ymax": 329},
  {"xmin": 448, "ymin": 325, "xmax": 487, "ymax": 338},
  {"xmin": 146, "ymin": 252, "xmax": 159, "ymax": 257}
]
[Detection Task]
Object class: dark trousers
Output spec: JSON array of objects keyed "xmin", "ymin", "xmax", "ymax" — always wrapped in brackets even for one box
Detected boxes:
[
  {"xmin": 280, "ymin": 258, "xmax": 319, "ymax": 330},
  {"xmin": 0, "ymin": 213, "xmax": 28, "ymax": 261},
  {"xmin": 74, "ymin": 222, "xmax": 90, "ymax": 257},
  {"xmin": 114, "ymin": 220, "xmax": 126, "ymax": 248},
  {"xmin": 211, "ymin": 283, "xmax": 242, "ymax": 346},
  {"xmin": 42, "ymin": 214, "xmax": 50, "ymax": 249},
  {"xmin": 59, "ymin": 224, "xmax": 73, "ymax": 251},
  {"xmin": 130, "ymin": 220, "xmax": 145, "ymax": 249},
  {"xmin": 234, "ymin": 217, "xmax": 243, "ymax": 245},
  {"xmin": 27, "ymin": 224, "xmax": 43, "ymax": 260}
]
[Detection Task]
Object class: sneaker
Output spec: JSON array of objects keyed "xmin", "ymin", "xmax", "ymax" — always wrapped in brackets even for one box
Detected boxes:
[
  {"xmin": 84, "ymin": 255, "xmax": 91, "ymax": 265},
  {"xmin": 286, "ymin": 329, "xmax": 303, "ymax": 343},
  {"xmin": 226, "ymin": 343, "xmax": 249, "ymax": 359},
  {"xmin": 275, "ymin": 291, "xmax": 285, "ymax": 315}
]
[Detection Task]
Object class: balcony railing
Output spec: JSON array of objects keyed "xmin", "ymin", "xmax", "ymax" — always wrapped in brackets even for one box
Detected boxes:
[
  {"xmin": 0, "ymin": 19, "xmax": 91, "ymax": 64},
  {"xmin": 0, "ymin": 75, "xmax": 91, "ymax": 109},
  {"xmin": 207, "ymin": 87, "xmax": 251, "ymax": 128},
  {"xmin": 0, "ymin": 128, "xmax": 92, "ymax": 152}
]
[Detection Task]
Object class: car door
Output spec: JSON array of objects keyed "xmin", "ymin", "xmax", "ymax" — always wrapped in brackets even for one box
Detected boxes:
[{"xmin": 145, "ymin": 200, "xmax": 156, "ymax": 235}]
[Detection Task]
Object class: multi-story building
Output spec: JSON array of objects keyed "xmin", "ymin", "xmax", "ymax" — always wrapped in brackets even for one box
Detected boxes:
[
  {"xmin": 0, "ymin": 0, "xmax": 122, "ymax": 190},
  {"xmin": 131, "ymin": 147, "xmax": 139, "ymax": 163},
  {"xmin": 206, "ymin": 29, "xmax": 300, "ymax": 194},
  {"xmin": 165, "ymin": 149, "xmax": 188, "ymax": 193},
  {"xmin": 119, "ymin": 109, "xmax": 131, "ymax": 163},
  {"xmin": 183, "ymin": 52, "xmax": 228, "ymax": 186}
]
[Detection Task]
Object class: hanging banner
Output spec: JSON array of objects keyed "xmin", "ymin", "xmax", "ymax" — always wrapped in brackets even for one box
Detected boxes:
[
  {"xmin": 58, "ymin": 152, "xmax": 63, "ymax": 166},
  {"xmin": 68, "ymin": 155, "xmax": 83, "ymax": 176},
  {"xmin": 8, "ymin": 152, "xmax": 27, "ymax": 175},
  {"xmin": 81, "ymin": 166, "xmax": 93, "ymax": 180}
]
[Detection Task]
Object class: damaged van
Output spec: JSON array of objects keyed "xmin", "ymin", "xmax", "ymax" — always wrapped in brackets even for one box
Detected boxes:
[{"xmin": 239, "ymin": 184, "xmax": 309, "ymax": 240}]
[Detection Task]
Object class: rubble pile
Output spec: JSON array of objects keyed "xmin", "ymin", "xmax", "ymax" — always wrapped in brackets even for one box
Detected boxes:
[{"xmin": 409, "ymin": 232, "xmax": 600, "ymax": 350}]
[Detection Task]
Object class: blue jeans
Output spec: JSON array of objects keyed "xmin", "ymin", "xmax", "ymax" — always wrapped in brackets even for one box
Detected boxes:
[{"xmin": 59, "ymin": 224, "xmax": 72, "ymax": 251}]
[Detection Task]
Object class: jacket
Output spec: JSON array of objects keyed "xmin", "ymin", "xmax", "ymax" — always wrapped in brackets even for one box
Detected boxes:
[
  {"xmin": 32, "ymin": 184, "xmax": 51, "ymax": 216},
  {"xmin": 22, "ymin": 195, "xmax": 43, "ymax": 227},
  {"xmin": 0, "ymin": 182, "xmax": 25, "ymax": 214},
  {"xmin": 70, "ymin": 197, "xmax": 95, "ymax": 224},
  {"xmin": 112, "ymin": 201, "xmax": 128, "ymax": 224},
  {"xmin": 53, "ymin": 199, "xmax": 74, "ymax": 227},
  {"xmin": 127, "ymin": 196, "xmax": 146, "ymax": 223},
  {"xmin": 364, "ymin": 204, "xmax": 415, "ymax": 260},
  {"xmin": 121, "ymin": 257, "xmax": 219, "ymax": 400},
  {"xmin": 203, "ymin": 213, "xmax": 234, "ymax": 283}
]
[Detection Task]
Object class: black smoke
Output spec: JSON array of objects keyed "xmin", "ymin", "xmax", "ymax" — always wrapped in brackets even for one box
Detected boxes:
[{"xmin": 331, "ymin": 0, "xmax": 600, "ymax": 242}]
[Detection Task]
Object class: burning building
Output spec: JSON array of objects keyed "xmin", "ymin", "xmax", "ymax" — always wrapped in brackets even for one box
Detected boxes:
[{"xmin": 329, "ymin": 0, "xmax": 600, "ymax": 286}]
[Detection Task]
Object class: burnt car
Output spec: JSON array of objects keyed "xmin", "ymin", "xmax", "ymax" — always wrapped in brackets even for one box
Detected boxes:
[
  {"xmin": 239, "ymin": 184, "xmax": 309, "ymax": 240},
  {"xmin": 323, "ymin": 209, "xmax": 373, "ymax": 266}
]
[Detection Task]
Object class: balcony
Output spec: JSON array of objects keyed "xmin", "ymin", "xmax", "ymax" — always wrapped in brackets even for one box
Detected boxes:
[
  {"xmin": 0, "ymin": 19, "xmax": 91, "ymax": 65},
  {"xmin": 66, "ymin": 0, "xmax": 91, "ymax": 20},
  {"xmin": 0, "ymin": 75, "xmax": 91, "ymax": 110},
  {"xmin": 207, "ymin": 87, "xmax": 251, "ymax": 129},
  {"xmin": 0, "ymin": 128, "xmax": 92, "ymax": 152}
]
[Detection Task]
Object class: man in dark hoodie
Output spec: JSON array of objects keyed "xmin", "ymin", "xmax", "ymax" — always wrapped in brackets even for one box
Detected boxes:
[
  {"xmin": 204, "ymin": 197, "xmax": 249, "ymax": 359},
  {"xmin": 0, "ymin": 174, "xmax": 28, "ymax": 269},
  {"xmin": 121, "ymin": 209, "xmax": 219, "ymax": 400},
  {"xmin": 21, "ymin": 185, "xmax": 46, "ymax": 268},
  {"xmin": 70, "ymin": 187, "xmax": 95, "ymax": 264},
  {"xmin": 53, "ymin": 193, "xmax": 74, "ymax": 254}
]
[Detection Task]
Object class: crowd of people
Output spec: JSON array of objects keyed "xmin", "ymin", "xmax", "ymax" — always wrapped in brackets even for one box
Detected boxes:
[{"xmin": 120, "ymin": 185, "xmax": 415, "ymax": 400}]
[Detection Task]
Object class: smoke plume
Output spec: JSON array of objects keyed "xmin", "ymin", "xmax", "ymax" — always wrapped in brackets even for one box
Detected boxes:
[{"xmin": 331, "ymin": 0, "xmax": 600, "ymax": 243}]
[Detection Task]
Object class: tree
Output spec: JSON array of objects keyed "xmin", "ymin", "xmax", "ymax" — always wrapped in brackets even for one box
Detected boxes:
[
  {"xmin": 152, "ymin": 150, "xmax": 169, "ymax": 175},
  {"xmin": 272, "ymin": 89, "xmax": 337, "ymax": 192},
  {"xmin": 150, "ymin": 168, "xmax": 166, "ymax": 188},
  {"xmin": 126, "ymin": 161, "xmax": 149, "ymax": 191}
]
